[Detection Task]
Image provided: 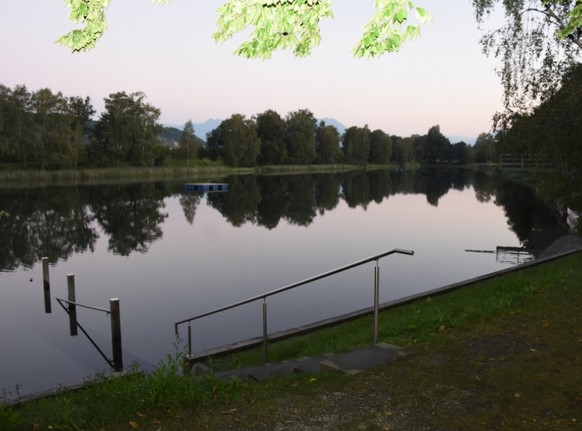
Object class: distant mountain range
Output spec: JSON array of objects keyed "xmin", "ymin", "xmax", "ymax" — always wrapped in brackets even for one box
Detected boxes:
[
  {"xmin": 159, "ymin": 119, "xmax": 220, "ymax": 146},
  {"xmin": 163, "ymin": 119, "xmax": 224, "ymax": 141},
  {"xmin": 318, "ymin": 117, "xmax": 346, "ymax": 135},
  {"xmin": 447, "ymin": 135, "xmax": 477, "ymax": 145}
]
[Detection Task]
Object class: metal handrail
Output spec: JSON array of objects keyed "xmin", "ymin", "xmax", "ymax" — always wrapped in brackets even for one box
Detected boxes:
[
  {"xmin": 55, "ymin": 298, "xmax": 116, "ymax": 369},
  {"xmin": 55, "ymin": 294, "xmax": 123, "ymax": 371},
  {"xmin": 40, "ymin": 265, "xmax": 124, "ymax": 371},
  {"xmin": 175, "ymin": 248, "xmax": 414, "ymax": 361},
  {"xmin": 56, "ymin": 298, "xmax": 110, "ymax": 314}
]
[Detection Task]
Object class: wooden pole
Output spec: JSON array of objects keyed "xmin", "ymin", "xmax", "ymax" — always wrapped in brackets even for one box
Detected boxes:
[
  {"xmin": 110, "ymin": 298, "xmax": 123, "ymax": 371},
  {"xmin": 42, "ymin": 257, "xmax": 51, "ymax": 313},
  {"xmin": 67, "ymin": 274, "xmax": 78, "ymax": 336}
]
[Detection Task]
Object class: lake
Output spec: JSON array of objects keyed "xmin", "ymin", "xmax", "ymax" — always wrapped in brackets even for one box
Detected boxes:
[{"xmin": 0, "ymin": 168, "xmax": 569, "ymax": 400}]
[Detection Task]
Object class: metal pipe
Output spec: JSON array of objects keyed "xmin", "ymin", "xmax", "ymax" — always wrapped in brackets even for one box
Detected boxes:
[
  {"xmin": 174, "ymin": 248, "xmax": 414, "ymax": 360},
  {"xmin": 55, "ymin": 298, "xmax": 113, "ymax": 369},
  {"xmin": 188, "ymin": 323, "xmax": 192, "ymax": 359},
  {"xmin": 262, "ymin": 300, "xmax": 268, "ymax": 364},
  {"xmin": 373, "ymin": 262, "xmax": 380, "ymax": 344},
  {"xmin": 56, "ymin": 298, "xmax": 110, "ymax": 314},
  {"xmin": 175, "ymin": 248, "xmax": 414, "ymax": 328}
]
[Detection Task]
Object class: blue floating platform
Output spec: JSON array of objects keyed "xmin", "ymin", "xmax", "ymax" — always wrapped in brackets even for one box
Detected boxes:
[{"xmin": 184, "ymin": 183, "xmax": 229, "ymax": 192}]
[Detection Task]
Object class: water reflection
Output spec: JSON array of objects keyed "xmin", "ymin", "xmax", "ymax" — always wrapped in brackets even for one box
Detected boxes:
[
  {"xmin": 88, "ymin": 183, "xmax": 169, "ymax": 255},
  {"xmin": 206, "ymin": 169, "xmax": 569, "ymax": 253},
  {"xmin": 179, "ymin": 192, "xmax": 203, "ymax": 225},
  {"xmin": 0, "ymin": 169, "xmax": 571, "ymax": 272},
  {"xmin": 0, "ymin": 187, "xmax": 98, "ymax": 271}
]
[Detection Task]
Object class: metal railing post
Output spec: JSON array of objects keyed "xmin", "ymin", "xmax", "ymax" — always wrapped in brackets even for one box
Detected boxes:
[
  {"xmin": 373, "ymin": 260, "xmax": 380, "ymax": 344},
  {"xmin": 67, "ymin": 274, "xmax": 78, "ymax": 336},
  {"xmin": 110, "ymin": 298, "xmax": 123, "ymax": 371},
  {"xmin": 187, "ymin": 322, "xmax": 193, "ymax": 358},
  {"xmin": 42, "ymin": 257, "xmax": 51, "ymax": 314},
  {"xmin": 262, "ymin": 299, "xmax": 268, "ymax": 363}
]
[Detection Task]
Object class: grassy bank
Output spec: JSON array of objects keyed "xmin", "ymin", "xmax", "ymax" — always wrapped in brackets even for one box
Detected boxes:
[
  {"xmin": 0, "ymin": 165, "xmax": 237, "ymax": 187},
  {"xmin": 0, "ymin": 163, "xmax": 407, "ymax": 188},
  {"xmin": 1, "ymin": 251, "xmax": 581, "ymax": 430}
]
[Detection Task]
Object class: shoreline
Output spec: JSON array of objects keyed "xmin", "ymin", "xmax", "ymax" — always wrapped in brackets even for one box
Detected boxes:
[
  {"xmin": 6, "ymin": 243, "xmax": 581, "ymax": 406},
  {"xmin": 0, "ymin": 164, "xmax": 391, "ymax": 188}
]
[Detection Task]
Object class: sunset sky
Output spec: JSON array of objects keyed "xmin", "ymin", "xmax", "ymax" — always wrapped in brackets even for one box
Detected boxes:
[{"xmin": 1, "ymin": 0, "xmax": 504, "ymax": 142}]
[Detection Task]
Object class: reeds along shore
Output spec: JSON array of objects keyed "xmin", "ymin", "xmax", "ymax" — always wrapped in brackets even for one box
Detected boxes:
[
  {"xmin": 0, "ymin": 164, "xmax": 384, "ymax": 187},
  {"xmin": 0, "ymin": 166, "xmax": 235, "ymax": 187}
]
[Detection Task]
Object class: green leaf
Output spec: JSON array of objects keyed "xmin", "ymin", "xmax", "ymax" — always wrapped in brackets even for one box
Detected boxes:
[
  {"xmin": 353, "ymin": 0, "xmax": 431, "ymax": 58},
  {"xmin": 558, "ymin": 4, "xmax": 582, "ymax": 39},
  {"xmin": 58, "ymin": 0, "xmax": 110, "ymax": 51},
  {"xmin": 415, "ymin": 7, "xmax": 431, "ymax": 24},
  {"xmin": 213, "ymin": 0, "xmax": 334, "ymax": 59}
]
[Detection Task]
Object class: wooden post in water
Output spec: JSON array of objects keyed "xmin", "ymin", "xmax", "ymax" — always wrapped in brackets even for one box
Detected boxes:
[
  {"xmin": 110, "ymin": 298, "xmax": 123, "ymax": 371},
  {"xmin": 42, "ymin": 257, "xmax": 51, "ymax": 313},
  {"xmin": 67, "ymin": 274, "xmax": 78, "ymax": 336}
]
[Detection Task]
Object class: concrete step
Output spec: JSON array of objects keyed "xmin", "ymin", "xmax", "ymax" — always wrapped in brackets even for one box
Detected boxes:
[
  {"xmin": 192, "ymin": 342, "xmax": 407, "ymax": 381},
  {"xmin": 320, "ymin": 342, "xmax": 408, "ymax": 375}
]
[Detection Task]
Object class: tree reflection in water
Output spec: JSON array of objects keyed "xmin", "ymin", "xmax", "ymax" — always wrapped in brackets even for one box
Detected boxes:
[{"xmin": 0, "ymin": 169, "xmax": 573, "ymax": 272}]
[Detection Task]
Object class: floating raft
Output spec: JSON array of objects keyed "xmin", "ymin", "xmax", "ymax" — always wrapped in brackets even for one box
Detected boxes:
[{"xmin": 184, "ymin": 183, "xmax": 229, "ymax": 192}]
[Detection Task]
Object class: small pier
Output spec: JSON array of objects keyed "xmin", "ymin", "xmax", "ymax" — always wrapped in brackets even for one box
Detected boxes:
[
  {"xmin": 183, "ymin": 183, "xmax": 229, "ymax": 192},
  {"xmin": 496, "ymin": 246, "xmax": 536, "ymax": 264},
  {"xmin": 466, "ymin": 246, "xmax": 537, "ymax": 264}
]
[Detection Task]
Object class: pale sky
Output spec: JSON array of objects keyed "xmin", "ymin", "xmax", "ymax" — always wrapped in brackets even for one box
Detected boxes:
[{"xmin": 0, "ymin": 0, "xmax": 504, "ymax": 142}]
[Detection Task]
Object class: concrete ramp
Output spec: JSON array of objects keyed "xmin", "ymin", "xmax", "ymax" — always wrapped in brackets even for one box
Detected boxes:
[
  {"xmin": 320, "ymin": 342, "xmax": 408, "ymax": 375},
  {"xmin": 193, "ymin": 342, "xmax": 407, "ymax": 381}
]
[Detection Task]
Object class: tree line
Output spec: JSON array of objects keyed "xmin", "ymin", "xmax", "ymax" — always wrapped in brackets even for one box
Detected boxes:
[
  {"xmin": 203, "ymin": 109, "xmax": 400, "ymax": 167},
  {"xmin": 0, "ymin": 83, "xmax": 497, "ymax": 170},
  {"xmin": 0, "ymin": 85, "xmax": 165, "ymax": 169},
  {"xmin": 205, "ymin": 115, "xmax": 497, "ymax": 167}
]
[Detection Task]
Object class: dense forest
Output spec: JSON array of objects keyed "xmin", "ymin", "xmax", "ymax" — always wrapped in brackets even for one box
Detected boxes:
[{"xmin": 0, "ymin": 84, "xmax": 498, "ymax": 171}]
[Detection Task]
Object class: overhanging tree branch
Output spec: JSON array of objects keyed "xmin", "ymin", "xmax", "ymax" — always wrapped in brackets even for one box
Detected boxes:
[
  {"xmin": 57, "ymin": 0, "xmax": 432, "ymax": 58},
  {"xmin": 474, "ymin": 0, "xmax": 582, "ymax": 116},
  {"xmin": 520, "ymin": 6, "xmax": 582, "ymax": 49}
]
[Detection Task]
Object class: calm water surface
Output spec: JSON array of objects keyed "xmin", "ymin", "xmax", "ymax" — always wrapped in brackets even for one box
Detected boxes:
[{"xmin": 0, "ymin": 169, "xmax": 568, "ymax": 399}]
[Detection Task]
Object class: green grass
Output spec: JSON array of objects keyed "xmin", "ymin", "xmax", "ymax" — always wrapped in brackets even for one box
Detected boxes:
[
  {"xmin": 2, "ymin": 251, "xmax": 581, "ymax": 430},
  {"xmin": 1, "ymin": 352, "xmax": 246, "ymax": 431},
  {"xmin": 0, "ymin": 163, "xmax": 403, "ymax": 188},
  {"xmin": 0, "ymin": 165, "xmax": 236, "ymax": 187}
]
